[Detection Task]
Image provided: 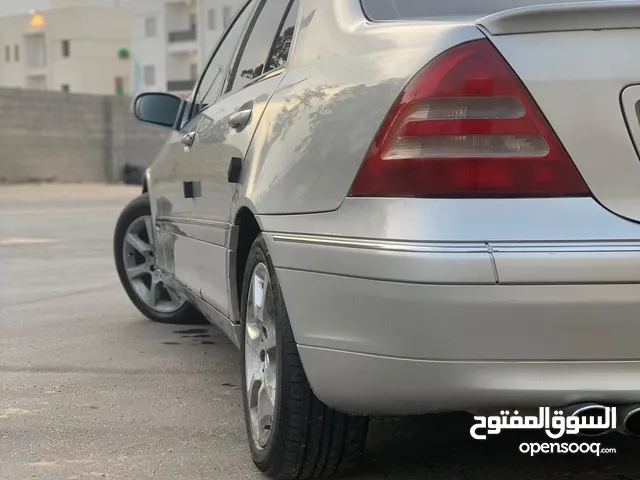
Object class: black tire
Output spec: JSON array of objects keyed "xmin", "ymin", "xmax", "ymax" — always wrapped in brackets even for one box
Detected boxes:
[
  {"xmin": 114, "ymin": 193, "xmax": 198, "ymax": 324},
  {"xmin": 241, "ymin": 234, "xmax": 369, "ymax": 479}
]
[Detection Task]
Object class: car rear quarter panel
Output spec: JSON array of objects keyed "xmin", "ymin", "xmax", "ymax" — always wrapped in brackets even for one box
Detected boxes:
[{"xmin": 235, "ymin": 0, "xmax": 484, "ymax": 215}]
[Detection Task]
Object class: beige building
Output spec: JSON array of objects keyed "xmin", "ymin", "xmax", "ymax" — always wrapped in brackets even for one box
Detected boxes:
[
  {"xmin": 0, "ymin": 1, "xmax": 133, "ymax": 95},
  {"xmin": 130, "ymin": 0, "xmax": 244, "ymax": 98}
]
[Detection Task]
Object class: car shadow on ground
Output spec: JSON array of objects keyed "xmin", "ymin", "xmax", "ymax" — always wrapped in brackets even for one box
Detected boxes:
[
  {"xmin": 162, "ymin": 312, "xmax": 211, "ymax": 326},
  {"xmin": 172, "ymin": 325, "xmax": 234, "ymax": 343},
  {"xmin": 354, "ymin": 413, "xmax": 640, "ymax": 480}
]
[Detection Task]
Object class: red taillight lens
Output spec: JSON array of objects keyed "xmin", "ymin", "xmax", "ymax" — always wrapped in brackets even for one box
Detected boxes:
[{"xmin": 349, "ymin": 39, "xmax": 590, "ymax": 198}]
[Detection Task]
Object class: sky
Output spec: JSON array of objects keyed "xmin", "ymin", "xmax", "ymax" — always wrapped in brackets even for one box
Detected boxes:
[{"xmin": 0, "ymin": 0, "xmax": 51, "ymax": 16}]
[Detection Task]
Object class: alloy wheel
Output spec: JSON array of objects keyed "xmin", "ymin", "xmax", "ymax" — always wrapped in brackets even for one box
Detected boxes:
[
  {"xmin": 245, "ymin": 262, "xmax": 278, "ymax": 450},
  {"xmin": 122, "ymin": 215, "xmax": 184, "ymax": 313}
]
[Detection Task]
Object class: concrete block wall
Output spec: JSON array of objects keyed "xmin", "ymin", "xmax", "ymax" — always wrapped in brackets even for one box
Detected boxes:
[{"xmin": 0, "ymin": 88, "xmax": 169, "ymax": 183}]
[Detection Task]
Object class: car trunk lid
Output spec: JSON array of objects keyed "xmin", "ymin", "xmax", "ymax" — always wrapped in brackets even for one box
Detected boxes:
[{"xmin": 478, "ymin": 1, "xmax": 640, "ymax": 222}]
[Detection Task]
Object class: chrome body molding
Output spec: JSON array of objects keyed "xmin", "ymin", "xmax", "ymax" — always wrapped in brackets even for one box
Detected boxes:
[
  {"xmin": 268, "ymin": 233, "xmax": 640, "ymax": 285},
  {"xmin": 273, "ymin": 233, "xmax": 640, "ymax": 254},
  {"xmin": 491, "ymin": 242, "xmax": 640, "ymax": 253},
  {"xmin": 156, "ymin": 216, "xmax": 231, "ymax": 247},
  {"xmin": 156, "ymin": 216, "xmax": 230, "ymax": 230},
  {"xmin": 272, "ymin": 234, "xmax": 490, "ymax": 254}
]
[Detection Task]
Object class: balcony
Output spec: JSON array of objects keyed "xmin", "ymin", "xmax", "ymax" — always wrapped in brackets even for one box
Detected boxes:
[
  {"xmin": 168, "ymin": 27, "xmax": 196, "ymax": 43},
  {"xmin": 167, "ymin": 79, "xmax": 196, "ymax": 92}
]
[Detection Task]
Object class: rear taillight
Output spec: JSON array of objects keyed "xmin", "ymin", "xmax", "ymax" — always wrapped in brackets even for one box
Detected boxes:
[{"xmin": 349, "ymin": 39, "xmax": 590, "ymax": 198}]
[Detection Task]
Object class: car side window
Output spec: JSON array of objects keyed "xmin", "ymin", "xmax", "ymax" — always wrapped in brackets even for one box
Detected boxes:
[
  {"xmin": 226, "ymin": 0, "xmax": 298, "ymax": 95},
  {"xmin": 266, "ymin": 0, "xmax": 299, "ymax": 71},
  {"xmin": 192, "ymin": 0, "xmax": 256, "ymax": 115}
]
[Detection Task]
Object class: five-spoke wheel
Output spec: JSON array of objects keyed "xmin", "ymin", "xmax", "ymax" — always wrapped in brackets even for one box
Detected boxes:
[
  {"xmin": 114, "ymin": 193, "xmax": 196, "ymax": 323},
  {"xmin": 122, "ymin": 214, "xmax": 184, "ymax": 313},
  {"xmin": 245, "ymin": 262, "xmax": 278, "ymax": 449}
]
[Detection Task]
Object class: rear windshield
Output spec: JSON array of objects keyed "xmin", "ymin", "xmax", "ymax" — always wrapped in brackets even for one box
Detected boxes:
[{"xmin": 361, "ymin": 0, "xmax": 586, "ymax": 20}]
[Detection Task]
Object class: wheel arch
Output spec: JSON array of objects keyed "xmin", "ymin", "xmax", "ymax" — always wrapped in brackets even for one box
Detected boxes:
[{"xmin": 230, "ymin": 206, "xmax": 263, "ymax": 324}]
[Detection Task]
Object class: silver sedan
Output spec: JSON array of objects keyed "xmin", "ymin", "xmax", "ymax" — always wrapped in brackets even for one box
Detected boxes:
[{"xmin": 114, "ymin": 0, "xmax": 640, "ymax": 478}]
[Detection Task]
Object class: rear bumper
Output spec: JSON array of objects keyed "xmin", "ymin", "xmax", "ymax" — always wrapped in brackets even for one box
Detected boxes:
[
  {"xmin": 298, "ymin": 347, "xmax": 640, "ymax": 415},
  {"xmin": 266, "ymin": 233, "xmax": 640, "ymax": 414}
]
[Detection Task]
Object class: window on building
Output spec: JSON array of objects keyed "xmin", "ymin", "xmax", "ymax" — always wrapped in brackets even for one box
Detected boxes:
[
  {"xmin": 5, "ymin": 45, "xmax": 11, "ymax": 62},
  {"xmin": 14, "ymin": 45, "xmax": 19, "ymax": 62},
  {"xmin": 145, "ymin": 17, "xmax": 157, "ymax": 38},
  {"xmin": 61, "ymin": 84, "xmax": 70, "ymax": 93},
  {"xmin": 26, "ymin": 36, "xmax": 47, "ymax": 68},
  {"xmin": 189, "ymin": 13, "xmax": 197, "ymax": 31},
  {"xmin": 143, "ymin": 65, "xmax": 156, "ymax": 86},
  {"xmin": 61, "ymin": 40, "xmax": 70, "ymax": 58},
  {"xmin": 208, "ymin": 8, "xmax": 217, "ymax": 30},
  {"xmin": 223, "ymin": 6, "xmax": 232, "ymax": 28}
]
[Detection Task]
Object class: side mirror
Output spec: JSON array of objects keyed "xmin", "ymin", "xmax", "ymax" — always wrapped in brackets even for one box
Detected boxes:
[{"xmin": 133, "ymin": 92, "xmax": 182, "ymax": 129}]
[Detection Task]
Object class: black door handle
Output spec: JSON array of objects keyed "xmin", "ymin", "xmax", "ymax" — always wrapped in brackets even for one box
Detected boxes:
[
  {"xmin": 183, "ymin": 181, "xmax": 201, "ymax": 198},
  {"xmin": 228, "ymin": 157, "xmax": 242, "ymax": 184}
]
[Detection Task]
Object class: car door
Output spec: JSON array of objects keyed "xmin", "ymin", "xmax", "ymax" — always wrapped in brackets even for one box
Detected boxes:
[
  {"xmin": 150, "ymin": 0, "xmax": 258, "ymax": 294},
  {"xmin": 184, "ymin": 0, "xmax": 301, "ymax": 317},
  {"xmin": 146, "ymin": 108, "xmax": 198, "ymax": 290}
]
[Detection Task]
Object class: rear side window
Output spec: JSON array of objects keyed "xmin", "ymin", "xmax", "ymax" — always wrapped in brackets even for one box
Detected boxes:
[
  {"xmin": 267, "ymin": 0, "xmax": 299, "ymax": 71},
  {"xmin": 194, "ymin": 0, "xmax": 256, "ymax": 111},
  {"xmin": 227, "ymin": 0, "xmax": 299, "ymax": 95},
  {"xmin": 361, "ymin": 0, "xmax": 582, "ymax": 20}
]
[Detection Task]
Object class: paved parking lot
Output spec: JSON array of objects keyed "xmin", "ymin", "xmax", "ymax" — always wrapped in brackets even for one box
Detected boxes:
[{"xmin": 2, "ymin": 184, "xmax": 640, "ymax": 480}]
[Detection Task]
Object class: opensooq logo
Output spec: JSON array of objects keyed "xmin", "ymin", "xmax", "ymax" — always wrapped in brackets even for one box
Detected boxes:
[{"xmin": 470, "ymin": 407, "xmax": 617, "ymax": 440}]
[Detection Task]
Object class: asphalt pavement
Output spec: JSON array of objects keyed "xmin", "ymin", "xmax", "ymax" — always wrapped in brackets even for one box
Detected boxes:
[{"xmin": 1, "ymin": 184, "xmax": 640, "ymax": 480}]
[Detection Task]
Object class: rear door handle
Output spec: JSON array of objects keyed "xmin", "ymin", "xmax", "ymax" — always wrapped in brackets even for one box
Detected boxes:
[
  {"xmin": 183, "ymin": 181, "xmax": 201, "ymax": 198},
  {"xmin": 181, "ymin": 132, "xmax": 196, "ymax": 151},
  {"xmin": 228, "ymin": 106, "xmax": 253, "ymax": 130}
]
